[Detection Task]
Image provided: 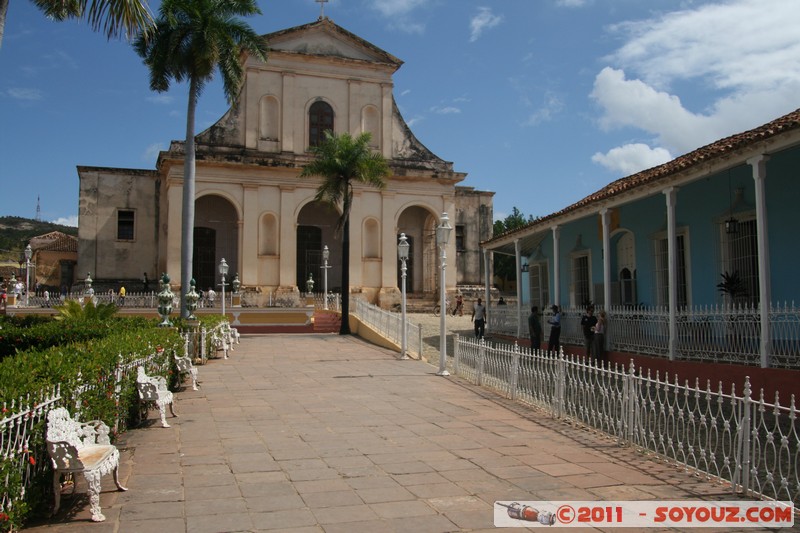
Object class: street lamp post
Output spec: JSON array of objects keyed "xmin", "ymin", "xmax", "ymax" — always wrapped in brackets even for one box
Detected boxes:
[
  {"xmin": 24, "ymin": 244, "xmax": 32, "ymax": 307},
  {"xmin": 436, "ymin": 213, "xmax": 453, "ymax": 376},
  {"xmin": 398, "ymin": 233, "xmax": 410, "ymax": 359},
  {"xmin": 219, "ymin": 258, "xmax": 229, "ymax": 317},
  {"xmin": 322, "ymin": 245, "xmax": 330, "ymax": 310}
]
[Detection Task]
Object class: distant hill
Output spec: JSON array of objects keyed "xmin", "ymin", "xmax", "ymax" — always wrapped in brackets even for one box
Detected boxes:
[{"xmin": 0, "ymin": 216, "xmax": 78, "ymax": 260}]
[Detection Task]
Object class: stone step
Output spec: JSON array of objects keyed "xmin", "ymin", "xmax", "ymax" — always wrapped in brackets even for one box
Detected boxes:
[{"xmin": 313, "ymin": 311, "xmax": 341, "ymax": 333}]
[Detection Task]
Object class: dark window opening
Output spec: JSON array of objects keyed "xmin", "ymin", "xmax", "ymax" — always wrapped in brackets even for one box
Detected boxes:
[
  {"xmin": 455, "ymin": 225, "xmax": 465, "ymax": 252},
  {"xmin": 309, "ymin": 101, "xmax": 334, "ymax": 147},
  {"xmin": 117, "ymin": 210, "xmax": 135, "ymax": 240}
]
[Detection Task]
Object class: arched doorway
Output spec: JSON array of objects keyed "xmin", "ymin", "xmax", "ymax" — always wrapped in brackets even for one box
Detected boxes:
[
  {"xmin": 297, "ymin": 201, "xmax": 341, "ymax": 292},
  {"xmin": 194, "ymin": 195, "xmax": 238, "ymax": 292},
  {"xmin": 397, "ymin": 206, "xmax": 438, "ymax": 294}
]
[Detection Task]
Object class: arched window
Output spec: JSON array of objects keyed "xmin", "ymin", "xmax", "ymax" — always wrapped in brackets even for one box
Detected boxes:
[{"xmin": 309, "ymin": 100, "xmax": 333, "ymax": 147}]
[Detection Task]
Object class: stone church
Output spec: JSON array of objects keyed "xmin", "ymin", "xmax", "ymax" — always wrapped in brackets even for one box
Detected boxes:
[{"xmin": 77, "ymin": 17, "xmax": 494, "ymax": 306}]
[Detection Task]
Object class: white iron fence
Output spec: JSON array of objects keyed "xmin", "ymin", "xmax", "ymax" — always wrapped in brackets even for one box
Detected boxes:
[
  {"xmin": 451, "ymin": 335, "xmax": 800, "ymax": 508},
  {"xmin": 352, "ymin": 299, "xmax": 423, "ymax": 358},
  {"xmin": 0, "ymin": 348, "xmax": 172, "ymax": 519},
  {"xmin": 24, "ymin": 290, "xmax": 344, "ymax": 311},
  {"xmin": 488, "ymin": 302, "xmax": 800, "ymax": 369}
]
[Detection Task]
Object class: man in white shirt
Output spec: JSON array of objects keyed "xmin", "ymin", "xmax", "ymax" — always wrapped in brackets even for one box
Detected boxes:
[{"xmin": 471, "ymin": 298, "xmax": 487, "ymax": 339}]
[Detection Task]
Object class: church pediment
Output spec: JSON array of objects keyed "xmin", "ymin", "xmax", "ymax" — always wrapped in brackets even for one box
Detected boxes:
[{"xmin": 264, "ymin": 18, "xmax": 402, "ymax": 68}]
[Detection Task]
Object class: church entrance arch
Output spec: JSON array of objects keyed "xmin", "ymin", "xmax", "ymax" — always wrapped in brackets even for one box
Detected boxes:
[
  {"xmin": 194, "ymin": 195, "xmax": 239, "ymax": 293},
  {"xmin": 397, "ymin": 206, "xmax": 438, "ymax": 294},
  {"xmin": 297, "ymin": 201, "xmax": 341, "ymax": 292}
]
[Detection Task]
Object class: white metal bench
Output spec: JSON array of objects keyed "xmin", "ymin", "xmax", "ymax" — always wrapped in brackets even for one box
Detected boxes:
[
  {"xmin": 46, "ymin": 407, "xmax": 127, "ymax": 522},
  {"xmin": 174, "ymin": 350, "xmax": 199, "ymax": 390},
  {"xmin": 136, "ymin": 366, "xmax": 176, "ymax": 428},
  {"xmin": 211, "ymin": 330, "xmax": 230, "ymax": 359}
]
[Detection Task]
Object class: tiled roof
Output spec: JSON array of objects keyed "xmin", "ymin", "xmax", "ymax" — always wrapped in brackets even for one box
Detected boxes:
[
  {"xmin": 31, "ymin": 231, "xmax": 78, "ymax": 253},
  {"xmin": 491, "ymin": 107, "xmax": 800, "ymax": 243}
]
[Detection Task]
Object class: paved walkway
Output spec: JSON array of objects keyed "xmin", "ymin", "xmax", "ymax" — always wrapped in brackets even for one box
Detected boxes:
[{"xmin": 28, "ymin": 333, "xmax": 755, "ymax": 532}]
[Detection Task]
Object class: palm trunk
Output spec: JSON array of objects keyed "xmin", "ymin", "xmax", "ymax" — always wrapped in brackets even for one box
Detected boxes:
[
  {"xmin": 180, "ymin": 78, "xmax": 198, "ymax": 318},
  {"xmin": 0, "ymin": 0, "xmax": 8, "ymax": 50},
  {"xmin": 339, "ymin": 216, "xmax": 351, "ymax": 334}
]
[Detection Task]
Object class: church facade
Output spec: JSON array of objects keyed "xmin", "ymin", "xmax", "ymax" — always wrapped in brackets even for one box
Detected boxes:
[{"xmin": 77, "ymin": 18, "xmax": 494, "ymax": 305}]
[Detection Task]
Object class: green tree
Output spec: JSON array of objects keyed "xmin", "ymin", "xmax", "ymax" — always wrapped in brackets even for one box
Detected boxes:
[
  {"xmin": 134, "ymin": 0, "xmax": 267, "ymax": 318},
  {"xmin": 0, "ymin": 0, "xmax": 153, "ymax": 50},
  {"xmin": 300, "ymin": 131, "xmax": 390, "ymax": 335},
  {"xmin": 493, "ymin": 207, "xmax": 536, "ymax": 287}
]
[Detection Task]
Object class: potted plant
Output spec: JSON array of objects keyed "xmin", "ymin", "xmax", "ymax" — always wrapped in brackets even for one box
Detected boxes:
[{"xmin": 717, "ymin": 271, "xmax": 746, "ymax": 305}]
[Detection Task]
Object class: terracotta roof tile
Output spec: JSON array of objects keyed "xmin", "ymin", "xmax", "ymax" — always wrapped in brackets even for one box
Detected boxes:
[{"xmin": 492, "ymin": 107, "xmax": 800, "ymax": 242}]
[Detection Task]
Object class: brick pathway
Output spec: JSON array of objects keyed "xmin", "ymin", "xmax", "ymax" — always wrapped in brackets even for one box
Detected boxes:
[{"xmin": 26, "ymin": 333, "xmax": 764, "ymax": 532}]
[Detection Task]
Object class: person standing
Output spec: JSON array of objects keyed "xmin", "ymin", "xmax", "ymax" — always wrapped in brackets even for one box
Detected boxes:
[
  {"xmin": 547, "ymin": 305, "xmax": 561, "ymax": 354},
  {"xmin": 580, "ymin": 305, "xmax": 597, "ymax": 359},
  {"xmin": 143, "ymin": 273, "xmax": 150, "ymax": 293},
  {"xmin": 471, "ymin": 298, "xmax": 487, "ymax": 339},
  {"xmin": 453, "ymin": 293, "xmax": 464, "ymax": 316},
  {"xmin": 119, "ymin": 286, "xmax": 126, "ymax": 306},
  {"xmin": 207, "ymin": 287, "xmax": 217, "ymax": 307},
  {"xmin": 593, "ymin": 310, "xmax": 608, "ymax": 364},
  {"xmin": 528, "ymin": 306, "xmax": 542, "ymax": 352}
]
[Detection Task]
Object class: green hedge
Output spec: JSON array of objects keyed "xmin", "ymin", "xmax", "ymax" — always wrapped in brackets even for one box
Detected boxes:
[{"xmin": 0, "ymin": 314, "xmax": 226, "ymax": 531}]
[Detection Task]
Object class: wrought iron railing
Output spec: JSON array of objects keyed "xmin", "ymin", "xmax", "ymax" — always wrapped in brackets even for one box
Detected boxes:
[
  {"xmin": 0, "ymin": 348, "xmax": 173, "ymax": 520},
  {"xmin": 488, "ymin": 302, "xmax": 800, "ymax": 369},
  {"xmin": 451, "ymin": 336, "xmax": 800, "ymax": 508}
]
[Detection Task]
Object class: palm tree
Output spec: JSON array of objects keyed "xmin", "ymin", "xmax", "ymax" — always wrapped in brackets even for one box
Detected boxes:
[
  {"xmin": 1, "ymin": 0, "xmax": 153, "ymax": 50},
  {"xmin": 300, "ymin": 131, "xmax": 390, "ymax": 334},
  {"xmin": 134, "ymin": 0, "xmax": 267, "ymax": 318}
]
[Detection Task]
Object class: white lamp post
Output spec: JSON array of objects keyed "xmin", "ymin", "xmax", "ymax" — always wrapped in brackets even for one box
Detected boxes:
[
  {"xmin": 398, "ymin": 233, "xmax": 410, "ymax": 359},
  {"xmin": 24, "ymin": 244, "xmax": 32, "ymax": 307},
  {"xmin": 219, "ymin": 258, "xmax": 229, "ymax": 317},
  {"xmin": 322, "ymin": 245, "xmax": 330, "ymax": 310},
  {"xmin": 436, "ymin": 213, "xmax": 452, "ymax": 376}
]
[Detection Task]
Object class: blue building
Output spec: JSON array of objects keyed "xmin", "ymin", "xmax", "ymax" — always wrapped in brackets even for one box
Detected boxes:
[{"xmin": 482, "ymin": 108, "xmax": 800, "ymax": 370}]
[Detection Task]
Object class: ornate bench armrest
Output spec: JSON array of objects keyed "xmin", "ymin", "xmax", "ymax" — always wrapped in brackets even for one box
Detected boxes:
[{"xmin": 79, "ymin": 420, "xmax": 112, "ymax": 445}]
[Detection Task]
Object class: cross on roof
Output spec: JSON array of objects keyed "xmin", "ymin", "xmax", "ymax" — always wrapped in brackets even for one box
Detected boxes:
[{"xmin": 316, "ymin": 0, "xmax": 328, "ymax": 19}]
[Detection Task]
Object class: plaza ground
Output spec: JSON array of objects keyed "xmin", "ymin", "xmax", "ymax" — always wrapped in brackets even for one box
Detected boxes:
[{"xmin": 23, "ymin": 330, "xmax": 767, "ymax": 532}]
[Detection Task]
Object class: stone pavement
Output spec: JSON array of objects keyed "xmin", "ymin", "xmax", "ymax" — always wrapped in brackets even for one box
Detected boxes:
[{"xmin": 27, "ymin": 333, "xmax": 759, "ymax": 532}]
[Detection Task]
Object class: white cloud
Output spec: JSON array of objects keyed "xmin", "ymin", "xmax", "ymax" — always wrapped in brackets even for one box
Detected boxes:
[
  {"xmin": 430, "ymin": 106, "xmax": 461, "ymax": 115},
  {"xmin": 6, "ymin": 88, "xmax": 43, "ymax": 100},
  {"xmin": 370, "ymin": 0, "xmax": 427, "ymax": 34},
  {"xmin": 406, "ymin": 116, "xmax": 424, "ymax": 128},
  {"xmin": 147, "ymin": 94, "xmax": 173, "ymax": 104},
  {"xmin": 143, "ymin": 143, "xmax": 165, "ymax": 161},
  {"xmin": 556, "ymin": 0, "xmax": 588, "ymax": 7},
  {"xmin": 400, "ymin": 89, "xmax": 411, "ymax": 97},
  {"xmin": 591, "ymin": 143, "xmax": 672, "ymax": 175},
  {"xmin": 591, "ymin": 0, "xmax": 800, "ymax": 166},
  {"xmin": 524, "ymin": 92, "xmax": 564, "ymax": 126},
  {"xmin": 371, "ymin": 0, "xmax": 426, "ymax": 17},
  {"xmin": 51, "ymin": 215, "xmax": 78, "ymax": 227},
  {"xmin": 469, "ymin": 7, "xmax": 503, "ymax": 42},
  {"xmin": 607, "ymin": 0, "xmax": 800, "ymax": 93}
]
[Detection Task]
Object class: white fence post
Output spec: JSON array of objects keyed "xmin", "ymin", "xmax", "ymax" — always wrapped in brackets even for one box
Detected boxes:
[
  {"xmin": 114, "ymin": 354, "xmax": 124, "ymax": 434},
  {"xmin": 454, "ymin": 334, "xmax": 461, "ymax": 375},
  {"xmin": 737, "ymin": 376, "xmax": 752, "ymax": 496},
  {"xmin": 477, "ymin": 339, "xmax": 486, "ymax": 386},
  {"xmin": 556, "ymin": 347, "xmax": 566, "ymax": 419},
  {"xmin": 509, "ymin": 342, "xmax": 520, "ymax": 400},
  {"xmin": 625, "ymin": 359, "xmax": 636, "ymax": 443}
]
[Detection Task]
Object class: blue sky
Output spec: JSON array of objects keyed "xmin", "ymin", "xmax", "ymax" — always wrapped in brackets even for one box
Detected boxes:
[{"xmin": 2, "ymin": 0, "xmax": 799, "ymax": 227}]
